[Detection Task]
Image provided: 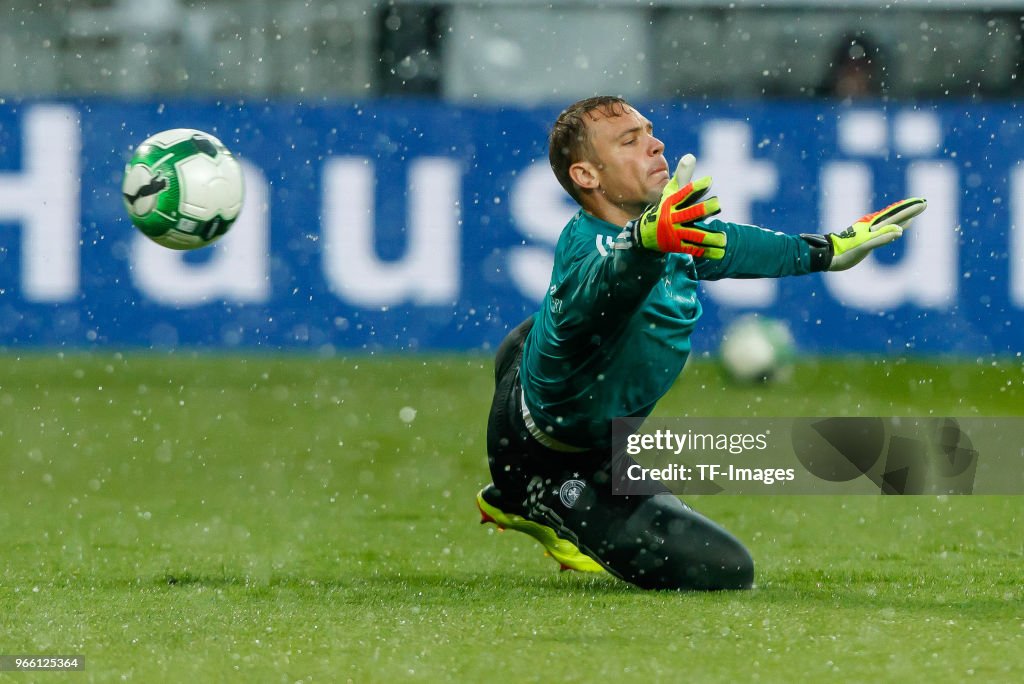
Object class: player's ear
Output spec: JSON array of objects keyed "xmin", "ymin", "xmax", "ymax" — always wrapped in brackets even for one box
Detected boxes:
[{"xmin": 570, "ymin": 160, "xmax": 599, "ymax": 191}]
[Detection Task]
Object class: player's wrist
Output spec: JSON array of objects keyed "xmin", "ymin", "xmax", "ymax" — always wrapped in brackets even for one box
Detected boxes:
[
  {"xmin": 628, "ymin": 213, "xmax": 658, "ymax": 251},
  {"xmin": 799, "ymin": 233, "xmax": 834, "ymax": 272}
]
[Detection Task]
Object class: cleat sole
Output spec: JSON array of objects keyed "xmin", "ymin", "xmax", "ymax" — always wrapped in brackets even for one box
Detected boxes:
[{"xmin": 477, "ymin": 488, "xmax": 605, "ymax": 574}]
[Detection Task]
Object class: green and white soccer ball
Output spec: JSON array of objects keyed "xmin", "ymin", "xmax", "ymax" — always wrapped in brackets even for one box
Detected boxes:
[
  {"xmin": 122, "ymin": 129, "xmax": 244, "ymax": 250},
  {"xmin": 719, "ymin": 314, "xmax": 797, "ymax": 383}
]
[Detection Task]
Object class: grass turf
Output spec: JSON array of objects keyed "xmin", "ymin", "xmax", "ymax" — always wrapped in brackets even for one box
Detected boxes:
[{"xmin": 0, "ymin": 353, "xmax": 1021, "ymax": 682}]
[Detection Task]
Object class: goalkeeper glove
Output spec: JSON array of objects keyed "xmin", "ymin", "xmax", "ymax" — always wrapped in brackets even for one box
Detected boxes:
[
  {"xmin": 631, "ymin": 154, "xmax": 726, "ymax": 258},
  {"xmin": 802, "ymin": 197, "xmax": 928, "ymax": 272}
]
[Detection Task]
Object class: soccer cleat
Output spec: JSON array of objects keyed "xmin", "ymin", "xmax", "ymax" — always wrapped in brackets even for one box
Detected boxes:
[
  {"xmin": 523, "ymin": 473, "xmax": 754, "ymax": 591},
  {"xmin": 476, "ymin": 484, "xmax": 605, "ymax": 574}
]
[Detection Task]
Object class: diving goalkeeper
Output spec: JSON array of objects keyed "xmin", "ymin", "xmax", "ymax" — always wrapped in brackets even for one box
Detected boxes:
[{"xmin": 477, "ymin": 95, "xmax": 926, "ymax": 590}]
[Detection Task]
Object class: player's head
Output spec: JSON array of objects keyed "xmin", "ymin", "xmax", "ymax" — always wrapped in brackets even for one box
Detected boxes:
[{"xmin": 548, "ymin": 96, "xmax": 669, "ymax": 221}]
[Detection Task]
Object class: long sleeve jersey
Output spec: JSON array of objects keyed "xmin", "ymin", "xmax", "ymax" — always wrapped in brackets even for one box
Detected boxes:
[{"xmin": 519, "ymin": 209, "xmax": 820, "ymax": 450}]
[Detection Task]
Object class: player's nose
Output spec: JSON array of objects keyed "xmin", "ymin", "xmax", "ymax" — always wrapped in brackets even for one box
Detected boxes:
[{"xmin": 650, "ymin": 135, "xmax": 665, "ymax": 157}]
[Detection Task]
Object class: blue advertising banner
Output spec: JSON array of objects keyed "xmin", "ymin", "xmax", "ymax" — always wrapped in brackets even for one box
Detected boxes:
[{"xmin": 0, "ymin": 99, "xmax": 1021, "ymax": 354}]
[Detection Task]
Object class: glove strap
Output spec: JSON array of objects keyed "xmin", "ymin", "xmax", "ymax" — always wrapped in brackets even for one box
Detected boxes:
[
  {"xmin": 627, "ymin": 217, "xmax": 642, "ymax": 249},
  {"xmin": 800, "ymin": 233, "xmax": 834, "ymax": 272},
  {"xmin": 628, "ymin": 208, "xmax": 656, "ymax": 251}
]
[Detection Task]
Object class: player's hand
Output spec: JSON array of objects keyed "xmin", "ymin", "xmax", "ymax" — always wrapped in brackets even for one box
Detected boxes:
[
  {"xmin": 823, "ymin": 197, "xmax": 928, "ymax": 271},
  {"xmin": 632, "ymin": 154, "xmax": 726, "ymax": 258}
]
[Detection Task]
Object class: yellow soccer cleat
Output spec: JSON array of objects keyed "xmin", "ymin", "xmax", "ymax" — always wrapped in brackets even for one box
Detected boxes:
[{"xmin": 476, "ymin": 484, "xmax": 606, "ymax": 574}]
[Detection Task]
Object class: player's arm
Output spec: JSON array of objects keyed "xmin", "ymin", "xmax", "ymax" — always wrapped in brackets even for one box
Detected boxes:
[
  {"xmin": 561, "ymin": 157, "xmax": 727, "ymax": 326},
  {"xmin": 696, "ymin": 198, "xmax": 928, "ymax": 280},
  {"xmin": 554, "ymin": 234, "xmax": 665, "ymax": 331},
  {"xmin": 546, "ymin": 154, "xmax": 721, "ymax": 328}
]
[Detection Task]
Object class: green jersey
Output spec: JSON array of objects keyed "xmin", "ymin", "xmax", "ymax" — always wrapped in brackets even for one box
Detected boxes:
[{"xmin": 520, "ymin": 209, "xmax": 818, "ymax": 449}]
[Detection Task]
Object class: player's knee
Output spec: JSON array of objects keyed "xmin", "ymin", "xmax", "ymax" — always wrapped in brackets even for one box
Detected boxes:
[
  {"xmin": 704, "ymin": 538, "xmax": 754, "ymax": 591},
  {"xmin": 629, "ymin": 496, "xmax": 755, "ymax": 591},
  {"xmin": 651, "ymin": 532, "xmax": 753, "ymax": 591}
]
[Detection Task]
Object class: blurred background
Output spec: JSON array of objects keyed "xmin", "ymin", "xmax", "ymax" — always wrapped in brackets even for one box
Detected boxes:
[
  {"xmin": 3, "ymin": 0, "xmax": 1023, "ymax": 101},
  {"xmin": 1, "ymin": 0, "xmax": 1022, "ymax": 355}
]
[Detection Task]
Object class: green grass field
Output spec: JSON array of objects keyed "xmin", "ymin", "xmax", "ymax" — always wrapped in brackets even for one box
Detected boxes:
[{"xmin": 1, "ymin": 353, "xmax": 1021, "ymax": 682}]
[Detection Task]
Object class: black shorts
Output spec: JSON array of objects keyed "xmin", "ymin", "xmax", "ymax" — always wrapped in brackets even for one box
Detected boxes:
[{"xmin": 485, "ymin": 316, "xmax": 603, "ymax": 502}]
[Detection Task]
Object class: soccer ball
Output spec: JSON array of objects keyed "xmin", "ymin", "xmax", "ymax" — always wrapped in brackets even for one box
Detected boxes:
[
  {"xmin": 122, "ymin": 129, "xmax": 244, "ymax": 250},
  {"xmin": 719, "ymin": 314, "xmax": 796, "ymax": 383}
]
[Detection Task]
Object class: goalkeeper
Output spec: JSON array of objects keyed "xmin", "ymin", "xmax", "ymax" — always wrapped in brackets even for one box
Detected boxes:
[{"xmin": 477, "ymin": 96, "xmax": 926, "ymax": 590}]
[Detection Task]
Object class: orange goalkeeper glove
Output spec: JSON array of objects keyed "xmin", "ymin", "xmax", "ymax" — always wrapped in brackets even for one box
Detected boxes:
[{"xmin": 631, "ymin": 154, "xmax": 726, "ymax": 258}]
